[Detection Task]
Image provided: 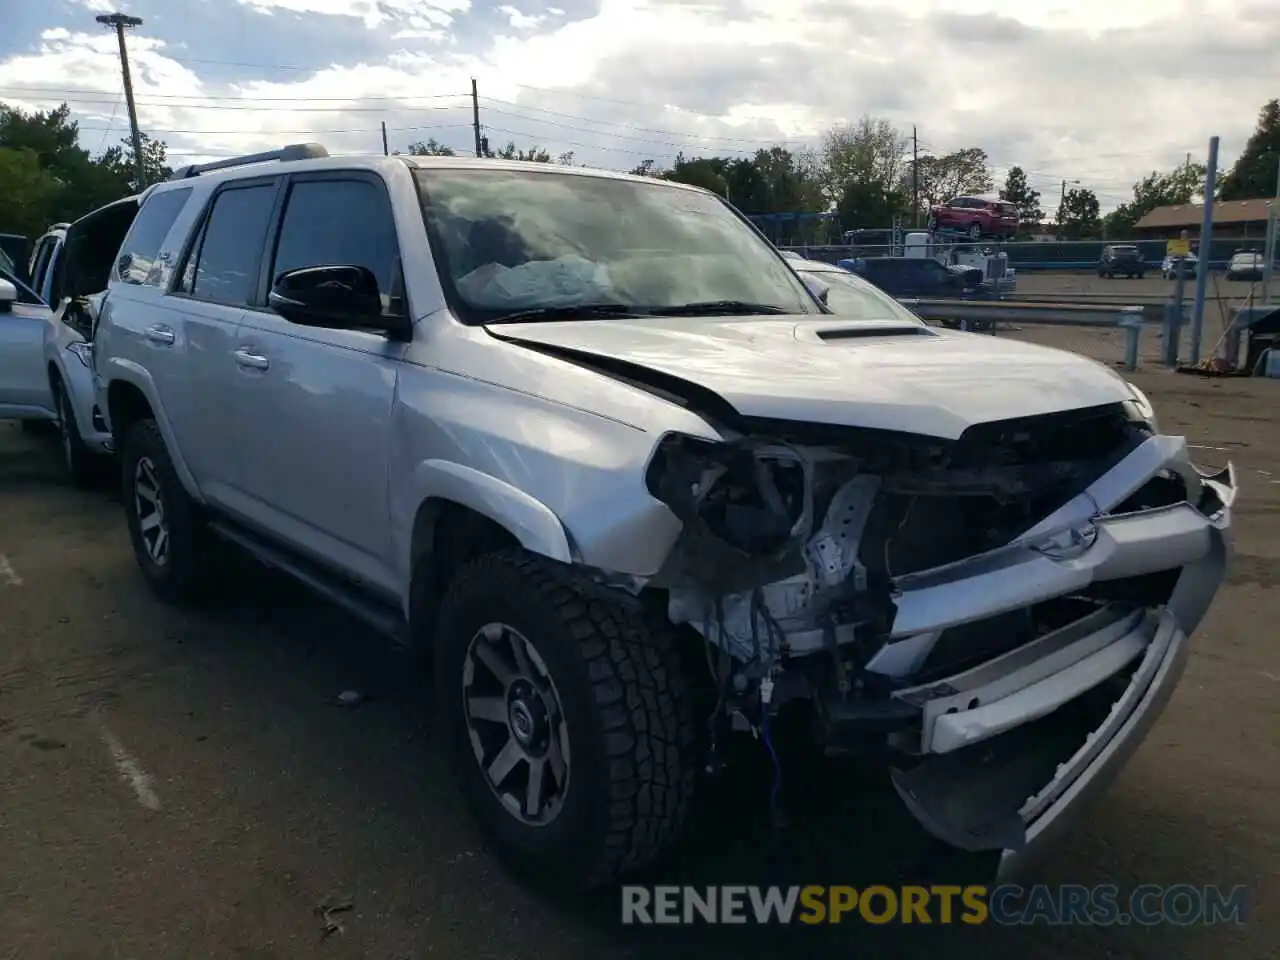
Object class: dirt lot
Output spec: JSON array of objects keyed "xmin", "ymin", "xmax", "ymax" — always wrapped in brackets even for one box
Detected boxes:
[
  {"xmin": 1013, "ymin": 268, "xmax": 1264, "ymax": 305},
  {"xmin": 1, "ymin": 329, "xmax": 1277, "ymax": 959}
]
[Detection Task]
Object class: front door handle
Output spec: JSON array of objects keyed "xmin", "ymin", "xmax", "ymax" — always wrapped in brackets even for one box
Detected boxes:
[
  {"xmin": 234, "ymin": 347, "xmax": 269, "ymax": 370},
  {"xmin": 145, "ymin": 325, "xmax": 175, "ymax": 345}
]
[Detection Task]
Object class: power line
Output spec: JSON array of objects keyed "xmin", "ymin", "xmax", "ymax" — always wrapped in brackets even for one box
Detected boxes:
[
  {"xmin": 478, "ymin": 104, "xmax": 778, "ymax": 153},
  {"xmin": 478, "ymin": 96, "xmax": 811, "ymax": 145},
  {"xmin": 73, "ymin": 122, "xmax": 473, "ymax": 136},
  {"xmin": 0, "ymin": 84, "xmax": 468, "ymax": 103}
]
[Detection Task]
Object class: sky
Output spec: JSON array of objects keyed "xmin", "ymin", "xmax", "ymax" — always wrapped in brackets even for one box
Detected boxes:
[{"xmin": 1, "ymin": 0, "xmax": 1277, "ymax": 213}]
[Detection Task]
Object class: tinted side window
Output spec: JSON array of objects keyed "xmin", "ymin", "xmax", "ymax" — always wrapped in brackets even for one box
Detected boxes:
[
  {"xmin": 270, "ymin": 178, "xmax": 400, "ymax": 312},
  {"xmin": 184, "ymin": 184, "xmax": 277, "ymax": 307},
  {"xmin": 117, "ymin": 189, "xmax": 192, "ymax": 285}
]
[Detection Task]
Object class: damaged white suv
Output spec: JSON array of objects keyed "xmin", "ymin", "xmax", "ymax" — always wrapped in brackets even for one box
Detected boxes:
[{"xmin": 93, "ymin": 146, "xmax": 1236, "ymax": 891}]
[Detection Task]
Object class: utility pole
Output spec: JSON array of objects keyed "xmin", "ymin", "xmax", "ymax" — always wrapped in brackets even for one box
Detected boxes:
[
  {"xmin": 471, "ymin": 77, "xmax": 483, "ymax": 158},
  {"xmin": 380, "ymin": 120, "xmax": 389, "ymax": 156},
  {"xmin": 911, "ymin": 126, "xmax": 919, "ymax": 229},
  {"xmin": 96, "ymin": 12, "xmax": 146, "ymax": 190},
  {"xmin": 1188, "ymin": 136, "xmax": 1220, "ymax": 365},
  {"xmin": 1261, "ymin": 156, "xmax": 1280, "ymax": 304}
]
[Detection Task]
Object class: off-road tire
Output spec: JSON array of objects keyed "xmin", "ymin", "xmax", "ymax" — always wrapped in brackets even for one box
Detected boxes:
[
  {"xmin": 120, "ymin": 418, "xmax": 217, "ymax": 604},
  {"xmin": 54, "ymin": 380, "xmax": 95, "ymax": 487},
  {"xmin": 434, "ymin": 549, "xmax": 698, "ymax": 891}
]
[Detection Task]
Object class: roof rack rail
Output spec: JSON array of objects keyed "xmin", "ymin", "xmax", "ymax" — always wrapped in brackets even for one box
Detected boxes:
[{"xmin": 168, "ymin": 142, "xmax": 329, "ymax": 181}]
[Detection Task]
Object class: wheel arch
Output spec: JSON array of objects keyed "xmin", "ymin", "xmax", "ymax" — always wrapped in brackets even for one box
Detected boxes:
[
  {"xmin": 104, "ymin": 365, "xmax": 202, "ymax": 500},
  {"xmin": 403, "ymin": 460, "xmax": 576, "ymax": 636}
]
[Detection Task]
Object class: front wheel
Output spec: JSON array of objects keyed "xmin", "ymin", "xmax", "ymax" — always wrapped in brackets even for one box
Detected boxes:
[
  {"xmin": 434, "ymin": 550, "xmax": 697, "ymax": 891},
  {"xmin": 54, "ymin": 381, "xmax": 95, "ymax": 487}
]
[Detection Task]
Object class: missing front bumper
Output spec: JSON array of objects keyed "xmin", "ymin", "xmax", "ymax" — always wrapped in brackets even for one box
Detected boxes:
[{"xmin": 882, "ymin": 445, "xmax": 1235, "ymax": 873}]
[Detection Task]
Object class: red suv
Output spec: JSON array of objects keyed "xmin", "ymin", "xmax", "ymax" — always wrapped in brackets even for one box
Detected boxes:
[{"xmin": 927, "ymin": 196, "xmax": 1018, "ymax": 240}]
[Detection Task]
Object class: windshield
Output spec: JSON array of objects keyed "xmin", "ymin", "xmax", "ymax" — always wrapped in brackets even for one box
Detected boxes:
[
  {"xmin": 413, "ymin": 167, "xmax": 820, "ymax": 323},
  {"xmin": 799, "ymin": 268, "xmax": 925, "ymax": 323}
]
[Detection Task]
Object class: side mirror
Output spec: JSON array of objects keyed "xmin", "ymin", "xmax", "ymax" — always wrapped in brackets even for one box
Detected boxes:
[
  {"xmin": 268, "ymin": 265, "xmax": 387, "ymax": 330},
  {"xmin": 0, "ymin": 277, "xmax": 16, "ymax": 312},
  {"xmin": 800, "ymin": 273, "xmax": 830, "ymax": 305}
]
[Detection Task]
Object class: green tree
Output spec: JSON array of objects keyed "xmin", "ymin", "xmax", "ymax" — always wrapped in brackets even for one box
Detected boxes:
[
  {"xmin": 820, "ymin": 116, "xmax": 909, "ymax": 216},
  {"xmin": 663, "ymin": 153, "xmax": 729, "ymax": 196},
  {"xmin": 0, "ymin": 147, "xmax": 61, "ymax": 239},
  {"xmin": 1102, "ymin": 161, "xmax": 1206, "ymax": 238},
  {"xmin": 999, "ymin": 165, "xmax": 1043, "ymax": 232},
  {"xmin": 406, "ymin": 137, "xmax": 456, "ymax": 156},
  {"xmin": 485, "ymin": 140, "xmax": 551, "ymax": 162},
  {"xmin": 99, "ymin": 132, "xmax": 172, "ymax": 192},
  {"xmin": 1219, "ymin": 99, "xmax": 1280, "ymax": 201},
  {"xmin": 1057, "ymin": 186, "xmax": 1101, "ymax": 239}
]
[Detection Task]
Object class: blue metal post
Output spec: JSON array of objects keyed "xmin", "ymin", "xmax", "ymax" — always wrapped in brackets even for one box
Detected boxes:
[{"xmin": 1189, "ymin": 137, "xmax": 1219, "ymax": 365}]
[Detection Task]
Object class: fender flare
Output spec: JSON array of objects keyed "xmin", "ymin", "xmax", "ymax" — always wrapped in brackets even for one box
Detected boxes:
[
  {"xmin": 409, "ymin": 459, "xmax": 575, "ymax": 566},
  {"xmin": 102, "ymin": 359, "xmax": 204, "ymax": 501}
]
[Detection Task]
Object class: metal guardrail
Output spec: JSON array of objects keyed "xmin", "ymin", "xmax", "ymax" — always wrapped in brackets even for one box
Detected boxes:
[{"xmin": 899, "ymin": 298, "xmax": 1147, "ymax": 370}]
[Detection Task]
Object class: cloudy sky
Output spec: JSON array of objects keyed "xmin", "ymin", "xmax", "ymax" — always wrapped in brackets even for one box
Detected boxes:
[{"xmin": 1, "ymin": 0, "xmax": 1276, "ymax": 211}]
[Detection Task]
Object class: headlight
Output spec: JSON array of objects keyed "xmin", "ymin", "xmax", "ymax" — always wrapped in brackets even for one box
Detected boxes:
[{"xmin": 1124, "ymin": 381, "xmax": 1158, "ymax": 432}]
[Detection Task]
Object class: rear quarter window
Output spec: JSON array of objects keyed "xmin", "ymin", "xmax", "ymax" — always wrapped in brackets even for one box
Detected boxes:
[{"xmin": 117, "ymin": 188, "xmax": 193, "ymax": 286}]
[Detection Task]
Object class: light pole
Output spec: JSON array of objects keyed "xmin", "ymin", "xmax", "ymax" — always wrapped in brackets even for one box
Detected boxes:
[{"xmin": 96, "ymin": 12, "xmax": 146, "ymax": 189}]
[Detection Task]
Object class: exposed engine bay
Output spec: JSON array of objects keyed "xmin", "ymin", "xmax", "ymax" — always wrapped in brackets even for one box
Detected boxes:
[{"xmin": 636, "ymin": 397, "xmax": 1235, "ymax": 856}]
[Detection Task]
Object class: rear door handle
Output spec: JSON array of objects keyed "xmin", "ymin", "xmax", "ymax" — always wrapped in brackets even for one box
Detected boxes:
[
  {"xmin": 145, "ymin": 325, "xmax": 175, "ymax": 345},
  {"xmin": 234, "ymin": 347, "xmax": 269, "ymax": 370}
]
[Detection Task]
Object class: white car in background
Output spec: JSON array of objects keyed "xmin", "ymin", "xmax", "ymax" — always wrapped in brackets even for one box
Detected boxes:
[
  {"xmin": 0, "ymin": 201, "xmax": 136, "ymax": 483},
  {"xmin": 1224, "ymin": 250, "xmax": 1264, "ymax": 282},
  {"xmin": 1161, "ymin": 252, "xmax": 1199, "ymax": 279}
]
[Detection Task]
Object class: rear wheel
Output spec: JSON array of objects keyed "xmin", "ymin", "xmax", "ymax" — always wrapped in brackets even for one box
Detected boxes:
[
  {"xmin": 121, "ymin": 419, "xmax": 217, "ymax": 603},
  {"xmin": 435, "ymin": 550, "xmax": 697, "ymax": 891}
]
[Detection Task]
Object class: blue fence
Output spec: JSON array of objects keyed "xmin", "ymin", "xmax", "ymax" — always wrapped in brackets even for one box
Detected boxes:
[{"xmin": 781, "ymin": 237, "xmax": 1271, "ymax": 271}]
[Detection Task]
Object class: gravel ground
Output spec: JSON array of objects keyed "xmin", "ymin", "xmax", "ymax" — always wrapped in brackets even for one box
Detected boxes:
[{"xmin": 1, "ymin": 331, "xmax": 1277, "ymax": 959}]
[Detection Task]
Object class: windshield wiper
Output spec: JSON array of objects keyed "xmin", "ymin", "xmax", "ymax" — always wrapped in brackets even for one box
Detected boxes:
[
  {"xmin": 644, "ymin": 300, "xmax": 791, "ymax": 316},
  {"xmin": 488, "ymin": 303, "xmax": 646, "ymax": 324}
]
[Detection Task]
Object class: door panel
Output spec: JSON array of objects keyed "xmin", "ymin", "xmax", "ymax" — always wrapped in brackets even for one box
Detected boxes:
[
  {"xmin": 228, "ymin": 315, "xmax": 404, "ymax": 591},
  {"xmin": 0, "ymin": 303, "xmax": 55, "ymax": 414},
  {"xmin": 221, "ymin": 172, "xmax": 407, "ymax": 593}
]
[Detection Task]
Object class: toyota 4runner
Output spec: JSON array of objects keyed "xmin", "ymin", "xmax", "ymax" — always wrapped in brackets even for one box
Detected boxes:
[{"xmin": 92, "ymin": 144, "xmax": 1236, "ymax": 892}]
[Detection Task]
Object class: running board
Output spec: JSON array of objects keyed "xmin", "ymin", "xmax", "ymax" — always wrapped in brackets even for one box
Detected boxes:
[{"xmin": 208, "ymin": 520, "xmax": 407, "ymax": 643}]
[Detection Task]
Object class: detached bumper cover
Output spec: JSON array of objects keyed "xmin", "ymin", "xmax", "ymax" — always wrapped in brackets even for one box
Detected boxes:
[{"xmin": 884, "ymin": 441, "xmax": 1236, "ymax": 876}]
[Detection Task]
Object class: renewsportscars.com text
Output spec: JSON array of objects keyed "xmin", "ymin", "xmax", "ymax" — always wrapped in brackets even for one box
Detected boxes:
[{"xmin": 621, "ymin": 884, "xmax": 1249, "ymax": 926}]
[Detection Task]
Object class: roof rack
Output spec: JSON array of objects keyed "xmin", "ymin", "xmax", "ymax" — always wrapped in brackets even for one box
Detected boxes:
[{"xmin": 168, "ymin": 143, "xmax": 329, "ymax": 181}]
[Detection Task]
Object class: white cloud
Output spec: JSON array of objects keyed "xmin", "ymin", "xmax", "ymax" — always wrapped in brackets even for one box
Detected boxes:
[
  {"xmin": 498, "ymin": 6, "xmax": 545, "ymax": 30},
  {"xmin": 1, "ymin": 0, "xmax": 1276, "ymax": 211}
]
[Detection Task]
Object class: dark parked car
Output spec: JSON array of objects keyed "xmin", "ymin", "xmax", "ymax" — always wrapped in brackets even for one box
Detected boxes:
[
  {"xmin": 926, "ymin": 196, "xmax": 1018, "ymax": 240},
  {"xmin": 1098, "ymin": 245, "xmax": 1146, "ymax": 279},
  {"xmin": 839, "ymin": 256, "xmax": 991, "ymax": 330}
]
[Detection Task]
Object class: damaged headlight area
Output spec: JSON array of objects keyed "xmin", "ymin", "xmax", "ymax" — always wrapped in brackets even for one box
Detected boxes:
[{"xmin": 641, "ymin": 406, "xmax": 1152, "ymax": 747}]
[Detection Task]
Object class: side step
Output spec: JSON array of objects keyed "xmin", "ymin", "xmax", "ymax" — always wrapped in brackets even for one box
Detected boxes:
[{"xmin": 208, "ymin": 520, "xmax": 407, "ymax": 643}]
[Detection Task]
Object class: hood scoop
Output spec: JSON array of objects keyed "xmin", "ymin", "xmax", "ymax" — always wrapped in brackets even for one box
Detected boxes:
[{"xmin": 805, "ymin": 322, "xmax": 934, "ymax": 343}]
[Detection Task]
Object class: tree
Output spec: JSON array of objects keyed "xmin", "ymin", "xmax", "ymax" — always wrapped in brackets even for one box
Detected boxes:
[
  {"xmin": 819, "ymin": 116, "xmax": 909, "ymax": 216},
  {"xmin": 99, "ymin": 132, "xmax": 171, "ymax": 192},
  {"xmin": 999, "ymin": 165, "xmax": 1043, "ymax": 232},
  {"xmin": 485, "ymin": 140, "xmax": 551, "ymax": 162},
  {"xmin": 0, "ymin": 147, "xmax": 60, "ymax": 240},
  {"xmin": 407, "ymin": 138, "xmax": 455, "ymax": 156},
  {"xmin": 663, "ymin": 153, "xmax": 729, "ymax": 197},
  {"xmin": 1103, "ymin": 161, "xmax": 1206, "ymax": 238},
  {"xmin": 628, "ymin": 159, "xmax": 662, "ymax": 177},
  {"xmin": 1057, "ymin": 187, "xmax": 1101, "ymax": 239},
  {"xmin": 1219, "ymin": 99, "xmax": 1280, "ymax": 201},
  {"xmin": 914, "ymin": 148, "xmax": 994, "ymax": 207},
  {"xmin": 0, "ymin": 102, "xmax": 171, "ymax": 230}
]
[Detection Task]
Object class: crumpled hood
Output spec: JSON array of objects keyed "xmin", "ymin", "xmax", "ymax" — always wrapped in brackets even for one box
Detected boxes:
[{"xmin": 487, "ymin": 315, "xmax": 1133, "ymax": 438}]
